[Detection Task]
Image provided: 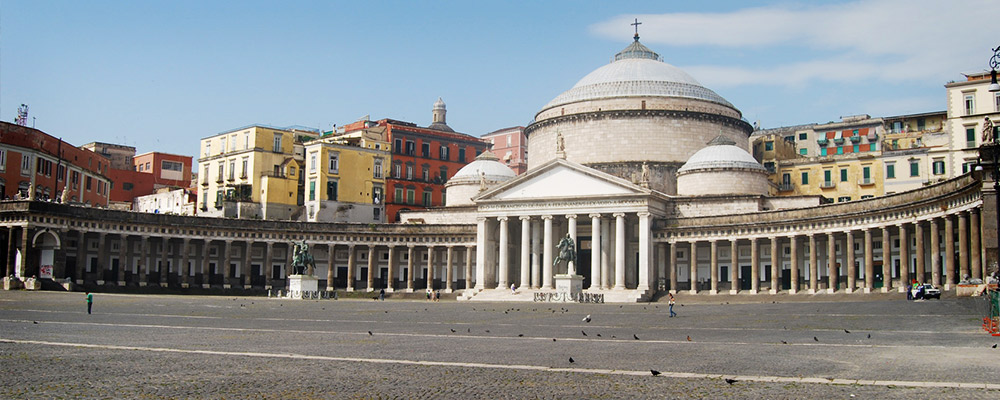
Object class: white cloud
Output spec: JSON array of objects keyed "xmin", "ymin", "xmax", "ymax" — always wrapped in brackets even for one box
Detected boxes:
[{"xmin": 591, "ymin": 0, "xmax": 1000, "ymax": 87}]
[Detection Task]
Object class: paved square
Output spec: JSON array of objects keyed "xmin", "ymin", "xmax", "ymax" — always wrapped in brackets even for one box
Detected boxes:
[{"xmin": 2, "ymin": 291, "xmax": 999, "ymax": 398}]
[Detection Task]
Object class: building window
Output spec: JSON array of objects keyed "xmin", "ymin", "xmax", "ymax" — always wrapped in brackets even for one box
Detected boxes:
[
  {"xmin": 422, "ymin": 166, "xmax": 429, "ymax": 181},
  {"xmin": 840, "ymin": 169, "xmax": 848, "ymax": 182},
  {"xmin": 373, "ymin": 158, "xmax": 383, "ymax": 179},
  {"xmin": 217, "ymin": 164, "xmax": 224, "ymax": 182},
  {"xmin": 326, "ymin": 181, "xmax": 337, "ymax": 201},
  {"xmin": 886, "ymin": 164, "xmax": 895, "ymax": 179},
  {"xmin": 421, "ymin": 143, "xmax": 430, "ymax": 158},
  {"xmin": 798, "ymin": 132, "xmax": 807, "ymax": 140},
  {"xmin": 838, "ymin": 196, "xmax": 851, "ymax": 203},
  {"xmin": 406, "ymin": 164, "xmax": 413, "ymax": 180},
  {"xmin": 310, "ymin": 152, "xmax": 317, "ymax": 172},
  {"xmin": 458, "ymin": 148, "xmax": 466, "ymax": 163},
  {"xmin": 394, "ymin": 138, "xmax": 402, "ymax": 154},
  {"xmin": 328, "ymin": 152, "xmax": 339, "ymax": 173},
  {"xmin": 440, "ymin": 189, "xmax": 446, "ymax": 206},
  {"xmin": 764, "ymin": 141, "xmax": 773, "ymax": 151},
  {"xmin": 801, "ymin": 171, "xmax": 809, "ymax": 185},
  {"xmin": 910, "ymin": 161, "xmax": 919, "ymax": 177},
  {"xmin": 439, "ymin": 145, "xmax": 449, "ymax": 161},
  {"xmin": 220, "ymin": 137, "xmax": 227, "ymax": 153},
  {"xmin": 394, "ymin": 187, "xmax": 404, "ymax": 203},
  {"xmin": 439, "ymin": 166, "xmax": 448, "ymax": 181},
  {"xmin": 228, "ymin": 160, "xmax": 235, "ymax": 180},
  {"xmin": 820, "ymin": 148, "xmax": 827, "ymax": 157},
  {"xmin": 932, "ymin": 159, "xmax": 945, "ymax": 175},
  {"xmin": 861, "ymin": 195, "xmax": 874, "ymax": 200},
  {"xmin": 862, "ymin": 166, "xmax": 871, "ymax": 183},
  {"xmin": 20, "ymin": 154, "xmax": 31, "ymax": 174},
  {"xmin": 372, "ymin": 186, "xmax": 383, "ymax": 204},
  {"xmin": 406, "ymin": 189, "xmax": 415, "ymax": 205},
  {"xmin": 162, "ymin": 160, "xmax": 183, "ymax": 172},
  {"xmin": 763, "ymin": 162, "xmax": 775, "ymax": 174},
  {"xmin": 405, "ymin": 140, "xmax": 415, "ymax": 155},
  {"xmin": 995, "ymin": 93, "xmax": 1000, "ymax": 112},
  {"xmin": 86, "ymin": 176, "xmax": 92, "ymax": 191},
  {"xmin": 965, "ymin": 93, "xmax": 975, "ymax": 115},
  {"xmin": 309, "ymin": 181, "xmax": 315, "ymax": 201},
  {"xmin": 273, "ymin": 134, "xmax": 282, "ymax": 152},
  {"xmin": 241, "ymin": 159, "xmax": 248, "ymax": 178},
  {"xmin": 799, "ymin": 148, "xmax": 807, "ymax": 156},
  {"xmin": 205, "ymin": 142, "xmax": 211, "ymax": 156},
  {"xmin": 393, "ymin": 162, "xmax": 401, "ymax": 178},
  {"xmin": 422, "ymin": 190, "xmax": 432, "ymax": 206},
  {"xmin": 967, "ymin": 127, "xmax": 977, "ymax": 148}
]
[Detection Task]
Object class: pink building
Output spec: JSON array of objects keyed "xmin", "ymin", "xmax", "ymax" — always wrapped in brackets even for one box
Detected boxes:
[{"xmin": 481, "ymin": 126, "xmax": 527, "ymax": 175}]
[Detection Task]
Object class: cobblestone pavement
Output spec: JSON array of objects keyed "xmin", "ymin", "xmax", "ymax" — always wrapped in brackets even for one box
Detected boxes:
[{"xmin": 1, "ymin": 290, "xmax": 999, "ymax": 399}]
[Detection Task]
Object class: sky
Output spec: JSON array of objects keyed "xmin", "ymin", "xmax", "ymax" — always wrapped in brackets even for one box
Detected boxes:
[{"xmin": 2, "ymin": 0, "xmax": 998, "ymax": 160}]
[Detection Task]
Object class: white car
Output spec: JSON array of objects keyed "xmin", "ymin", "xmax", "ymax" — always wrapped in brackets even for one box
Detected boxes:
[{"xmin": 912, "ymin": 284, "xmax": 941, "ymax": 300}]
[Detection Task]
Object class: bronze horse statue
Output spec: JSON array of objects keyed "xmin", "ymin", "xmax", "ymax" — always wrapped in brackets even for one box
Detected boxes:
[
  {"xmin": 552, "ymin": 233, "xmax": 576, "ymax": 270},
  {"xmin": 291, "ymin": 241, "xmax": 316, "ymax": 275}
]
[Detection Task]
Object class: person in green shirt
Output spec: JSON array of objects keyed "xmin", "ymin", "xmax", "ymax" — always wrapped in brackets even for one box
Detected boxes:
[{"xmin": 85, "ymin": 292, "xmax": 93, "ymax": 314}]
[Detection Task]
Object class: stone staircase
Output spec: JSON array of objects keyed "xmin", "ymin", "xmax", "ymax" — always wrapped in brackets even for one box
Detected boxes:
[{"xmin": 459, "ymin": 288, "xmax": 654, "ymax": 303}]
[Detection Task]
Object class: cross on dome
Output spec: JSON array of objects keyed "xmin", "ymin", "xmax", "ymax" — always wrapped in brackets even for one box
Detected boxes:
[{"xmin": 631, "ymin": 18, "xmax": 642, "ymax": 41}]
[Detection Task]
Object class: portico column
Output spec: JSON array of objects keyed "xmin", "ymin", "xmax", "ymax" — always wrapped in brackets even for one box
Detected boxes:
[
  {"xmin": 445, "ymin": 246, "xmax": 454, "ymax": 292},
  {"xmin": 881, "ymin": 226, "xmax": 892, "ymax": 292},
  {"xmin": 808, "ymin": 234, "xmax": 818, "ymax": 294},
  {"xmin": 590, "ymin": 214, "xmax": 601, "ymax": 290},
  {"xmin": 531, "ymin": 219, "xmax": 541, "ymax": 289},
  {"xmin": 898, "ymin": 223, "xmax": 909, "ymax": 291},
  {"xmin": 944, "ymin": 215, "xmax": 955, "ymax": 290},
  {"xmin": 262, "ymin": 242, "xmax": 272, "ymax": 290},
  {"xmin": 846, "ymin": 230, "xmax": 856, "ymax": 293},
  {"xmin": 959, "ymin": 212, "xmax": 970, "ymax": 283},
  {"xmin": 96, "ymin": 233, "xmax": 107, "ymax": 284},
  {"xmin": 827, "ymin": 233, "xmax": 837, "ymax": 294},
  {"xmin": 222, "ymin": 239, "xmax": 232, "ymax": 288},
  {"xmin": 326, "ymin": 244, "xmax": 336, "ymax": 291},
  {"xmin": 915, "ymin": 222, "xmax": 926, "ymax": 283},
  {"xmin": 750, "ymin": 238, "xmax": 759, "ymax": 294},
  {"xmin": 6, "ymin": 228, "xmax": 17, "ymax": 278},
  {"xmin": 139, "ymin": 236, "xmax": 150, "ymax": 285},
  {"xmin": 117, "ymin": 236, "xmax": 128, "ymax": 285},
  {"xmin": 17, "ymin": 227, "xmax": 29, "ymax": 279},
  {"xmin": 427, "ymin": 246, "xmax": 435, "ymax": 291},
  {"xmin": 465, "ymin": 245, "xmax": 474, "ymax": 289},
  {"xmin": 769, "ymin": 236, "xmax": 779, "ymax": 294},
  {"xmin": 386, "ymin": 245, "xmax": 396, "ymax": 292},
  {"xmin": 542, "ymin": 215, "xmax": 553, "ymax": 290},
  {"xmin": 242, "ymin": 241, "xmax": 252, "ymax": 288},
  {"xmin": 689, "ymin": 241, "xmax": 699, "ymax": 294},
  {"xmin": 729, "ymin": 239, "xmax": 739, "ymax": 294},
  {"xmin": 789, "ymin": 235, "xmax": 799, "ymax": 294},
  {"xmin": 864, "ymin": 228, "xmax": 873, "ymax": 293},
  {"xmin": 520, "ymin": 216, "xmax": 531, "ymax": 290},
  {"xmin": 406, "ymin": 245, "xmax": 415, "ymax": 292},
  {"xmin": 972, "ymin": 210, "xmax": 982, "ymax": 280},
  {"xmin": 475, "ymin": 217, "xmax": 487, "ymax": 290},
  {"xmin": 497, "ymin": 217, "xmax": 509, "ymax": 289},
  {"xmin": 710, "ymin": 240, "xmax": 719, "ymax": 294},
  {"xmin": 180, "ymin": 238, "xmax": 191, "ymax": 288},
  {"xmin": 600, "ymin": 219, "xmax": 611, "ymax": 289},
  {"xmin": 366, "ymin": 245, "xmax": 376, "ymax": 292},
  {"xmin": 669, "ymin": 241, "xmax": 678, "ymax": 294},
  {"xmin": 162, "ymin": 238, "xmax": 171, "ymax": 286},
  {"xmin": 638, "ymin": 212, "xmax": 651, "ymax": 291},
  {"xmin": 346, "ymin": 244, "xmax": 356, "ymax": 292},
  {"xmin": 930, "ymin": 218, "xmax": 941, "ymax": 287},
  {"xmin": 614, "ymin": 213, "xmax": 626, "ymax": 290},
  {"xmin": 566, "ymin": 214, "xmax": 578, "ymax": 244},
  {"xmin": 74, "ymin": 232, "xmax": 87, "ymax": 285}
]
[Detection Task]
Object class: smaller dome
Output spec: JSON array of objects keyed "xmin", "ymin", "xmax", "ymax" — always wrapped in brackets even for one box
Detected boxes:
[
  {"xmin": 433, "ymin": 97, "xmax": 446, "ymax": 110},
  {"xmin": 451, "ymin": 151, "xmax": 516, "ymax": 182},
  {"xmin": 678, "ymin": 135, "xmax": 766, "ymax": 173}
]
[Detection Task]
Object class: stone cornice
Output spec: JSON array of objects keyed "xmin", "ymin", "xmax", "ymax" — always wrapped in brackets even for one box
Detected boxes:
[{"xmin": 525, "ymin": 109, "xmax": 754, "ymax": 137}]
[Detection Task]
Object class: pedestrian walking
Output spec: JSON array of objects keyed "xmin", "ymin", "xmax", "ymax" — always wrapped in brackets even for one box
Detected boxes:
[
  {"xmin": 510, "ymin": 283, "xmax": 516, "ymax": 294},
  {"xmin": 379, "ymin": 288, "xmax": 385, "ymax": 301},
  {"xmin": 668, "ymin": 293, "xmax": 677, "ymax": 317},
  {"xmin": 85, "ymin": 291, "xmax": 93, "ymax": 314}
]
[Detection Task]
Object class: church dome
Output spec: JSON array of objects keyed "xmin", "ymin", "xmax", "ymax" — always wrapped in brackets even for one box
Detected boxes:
[
  {"xmin": 678, "ymin": 136, "xmax": 767, "ymax": 173},
  {"xmin": 445, "ymin": 150, "xmax": 515, "ymax": 207},
  {"xmin": 676, "ymin": 135, "xmax": 769, "ymax": 196}
]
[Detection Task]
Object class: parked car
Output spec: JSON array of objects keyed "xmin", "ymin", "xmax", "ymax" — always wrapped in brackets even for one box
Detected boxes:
[{"xmin": 912, "ymin": 284, "xmax": 941, "ymax": 300}]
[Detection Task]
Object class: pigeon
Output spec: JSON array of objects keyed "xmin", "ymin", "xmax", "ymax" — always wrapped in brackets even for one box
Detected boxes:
[
  {"xmin": 596, "ymin": 334, "xmax": 602, "ymax": 337},
  {"xmin": 485, "ymin": 330, "xmax": 490, "ymax": 333},
  {"xmin": 813, "ymin": 337, "xmax": 819, "ymax": 342},
  {"xmin": 612, "ymin": 336, "xmax": 616, "ymax": 339},
  {"xmin": 450, "ymin": 329, "xmax": 456, "ymax": 333},
  {"xmin": 518, "ymin": 334, "xmax": 524, "ymax": 337},
  {"xmin": 582, "ymin": 330, "xmax": 587, "ymax": 336},
  {"xmin": 368, "ymin": 331, "xmax": 373, "ymax": 336},
  {"xmin": 867, "ymin": 334, "xmax": 871, "ymax": 339},
  {"xmin": 725, "ymin": 378, "xmax": 738, "ymax": 385},
  {"xmin": 583, "ymin": 314, "xmax": 592, "ymax": 323},
  {"xmin": 844, "ymin": 329, "xmax": 851, "ymax": 334},
  {"xmin": 569, "ymin": 357, "xmax": 575, "ymax": 363},
  {"xmin": 651, "ymin": 369, "xmax": 662, "ymax": 376},
  {"xmin": 468, "ymin": 328, "xmax": 471, "ymax": 333},
  {"xmin": 781, "ymin": 340, "xmax": 788, "ymax": 344},
  {"xmin": 32, "ymin": 321, "xmax": 38, "ymax": 324},
  {"xmin": 553, "ymin": 338, "xmax": 557, "ymax": 342},
  {"xmin": 993, "ymin": 344, "xmax": 998, "ymax": 348},
  {"xmin": 687, "ymin": 336, "xmax": 692, "ymax": 341},
  {"xmin": 634, "ymin": 334, "xmax": 640, "ymax": 340}
]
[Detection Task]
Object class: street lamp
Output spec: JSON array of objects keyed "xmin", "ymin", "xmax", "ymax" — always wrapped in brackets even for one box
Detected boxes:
[{"xmin": 990, "ymin": 45, "xmax": 1000, "ymax": 92}]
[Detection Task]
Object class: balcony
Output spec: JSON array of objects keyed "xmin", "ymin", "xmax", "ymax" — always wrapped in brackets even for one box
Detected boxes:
[
  {"xmin": 201, "ymin": 180, "xmax": 209, "ymax": 187},
  {"xmin": 215, "ymin": 178, "xmax": 224, "ymax": 184},
  {"xmin": 817, "ymin": 138, "xmax": 828, "ymax": 146},
  {"xmin": 833, "ymin": 138, "xmax": 845, "ymax": 145},
  {"xmin": 858, "ymin": 178, "xmax": 875, "ymax": 186},
  {"xmin": 850, "ymin": 135, "xmax": 861, "ymax": 143},
  {"xmin": 820, "ymin": 181, "xmax": 836, "ymax": 189},
  {"xmin": 867, "ymin": 132, "xmax": 878, "ymax": 141},
  {"xmin": 777, "ymin": 183, "xmax": 794, "ymax": 192}
]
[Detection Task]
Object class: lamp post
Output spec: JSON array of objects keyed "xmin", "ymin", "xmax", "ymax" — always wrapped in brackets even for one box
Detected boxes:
[{"xmin": 986, "ymin": 44, "xmax": 1000, "ymax": 280}]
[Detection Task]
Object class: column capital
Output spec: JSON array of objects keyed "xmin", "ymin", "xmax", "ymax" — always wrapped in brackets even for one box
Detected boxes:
[
  {"xmin": 519, "ymin": 215, "xmax": 531, "ymax": 221},
  {"xmin": 476, "ymin": 216, "xmax": 488, "ymax": 223},
  {"xmin": 613, "ymin": 212, "xmax": 626, "ymax": 218},
  {"xmin": 497, "ymin": 216, "xmax": 508, "ymax": 222},
  {"xmin": 565, "ymin": 214, "xmax": 577, "ymax": 220},
  {"xmin": 541, "ymin": 215, "xmax": 553, "ymax": 220},
  {"xmin": 588, "ymin": 213, "xmax": 601, "ymax": 219},
  {"xmin": 348, "ymin": 243, "xmax": 356, "ymax": 249},
  {"xmin": 637, "ymin": 211, "xmax": 651, "ymax": 218}
]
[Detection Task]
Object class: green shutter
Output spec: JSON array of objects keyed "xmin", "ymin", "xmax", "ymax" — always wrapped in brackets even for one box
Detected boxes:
[
  {"xmin": 886, "ymin": 165, "xmax": 895, "ymax": 179},
  {"xmin": 801, "ymin": 172, "xmax": 809, "ymax": 185}
]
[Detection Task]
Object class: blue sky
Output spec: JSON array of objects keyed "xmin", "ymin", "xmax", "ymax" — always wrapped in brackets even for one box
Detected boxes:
[{"xmin": 2, "ymin": 0, "xmax": 998, "ymax": 160}]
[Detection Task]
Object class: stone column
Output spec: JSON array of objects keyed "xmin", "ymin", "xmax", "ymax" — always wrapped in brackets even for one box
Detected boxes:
[
  {"xmin": 406, "ymin": 245, "xmax": 415, "ymax": 292},
  {"xmin": 567, "ymin": 214, "xmax": 578, "ymax": 244},
  {"xmin": 75, "ymin": 232, "xmax": 87, "ymax": 285},
  {"xmin": 656, "ymin": 243, "xmax": 666, "ymax": 292},
  {"xmin": 367, "ymin": 245, "xmax": 376, "ymax": 292},
  {"xmin": 827, "ymin": 233, "xmax": 837, "ymax": 294},
  {"xmin": 542, "ymin": 215, "xmax": 553, "ymax": 290},
  {"xmin": 845, "ymin": 230, "xmax": 856, "ymax": 293},
  {"xmin": 222, "ymin": 240, "xmax": 232, "ymax": 288},
  {"xmin": 17, "ymin": 227, "xmax": 29, "ymax": 279},
  {"xmin": 387, "ymin": 245, "xmax": 396, "ymax": 292},
  {"xmin": 497, "ymin": 217, "xmax": 509, "ymax": 289},
  {"xmin": 590, "ymin": 214, "xmax": 601, "ymax": 290},
  {"xmin": 789, "ymin": 235, "xmax": 799, "ymax": 294},
  {"xmin": 898, "ymin": 224, "xmax": 909, "ymax": 291},
  {"xmin": 138, "ymin": 236, "xmax": 149, "ymax": 286},
  {"xmin": 972, "ymin": 210, "xmax": 982, "ymax": 280},
  {"xmin": 6, "ymin": 227, "xmax": 17, "ymax": 278},
  {"xmin": 346, "ymin": 244, "xmax": 356, "ymax": 292},
  {"xmin": 601, "ymin": 218, "xmax": 611, "ymax": 289},
  {"xmin": 326, "ymin": 244, "xmax": 336, "ymax": 291},
  {"xmin": 445, "ymin": 246, "xmax": 454, "ymax": 292},
  {"xmin": 750, "ymin": 238, "xmax": 759, "ymax": 294},
  {"xmin": 730, "ymin": 239, "xmax": 739, "ymax": 294},
  {"xmin": 242, "ymin": 241, "xmax": 252, "ymax": 288},
  {"xmin": 638, "ymin": 212, "xmax": 651, "ymax": 291},
  {"xmin": 475, "ymin": 217, "xmax": 487, "ymax": 290},
  {"xmin": 959, "ymin": 212, "xmax": 970, "ymax": 283},
  {"xmin": 465, "ymin": 245, "xmax": 474, "ymax": 290},
  {"xmin": 689, "ymin": 241, "xmax": 699, "ymax": 294},
  {"xmin": 97, "ymin": 233, "xmax": 107, "ymax": 284},
  {"xmin": 881, "ymin": 226, "xmax": 892, "ymax": 292},
  {"xmin": 669, "ymin": 241, "xmax": 678, "ymax": 294},
  {"xmin": 864, "ymin": 228, "xmax": 873, "ymax": 293},
  {"xmin": 426, "ymin": 246, "xmax": 435, "ymax": 291},
  {"xmin": 161, "ymin": 238, "xmax": 171, "ymax": 286},
  {"xmin": 915, "ymin": 222, "xmax": 925, "ymax": 283},
  {"xmin": 531, "ymin": 219, "xmax": 541, "ymax": 289},
  {"xmin": 808, "ymin": 234, "xmax": 818, "ymax": 294},
  {"xmin": 710, "ymin": 240, "xmax": 719, "ymax": 294},
  {"xmin": 614, "ymin": 213, "xmax": 626, "ymax": 290},
  {"xmin": 117, "ymin": 235, "xmax": 128, "ymax": 285},
  {"xmin": 770, "ymin": 236, "xmax": 779, "ymax": 294},
  {"xmin": 944, "ymin": 215, "xmax": 955, "ymax": 290},
  {"xmin": 930, "ymin": 218, "xmax": 941, "ymax": 287},
  {"xmin": 262, "ymin": 241, "xmax": 272, "ymax": 290},
  {"xmin": 520, "ymin": 216, "xmax": 531, "ymax": 289}
]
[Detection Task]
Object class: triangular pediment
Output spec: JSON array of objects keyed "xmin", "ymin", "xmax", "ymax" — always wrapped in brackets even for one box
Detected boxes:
[{"xmin": 477, "ymin": 159, "xmax": 647, "ymax": 201}]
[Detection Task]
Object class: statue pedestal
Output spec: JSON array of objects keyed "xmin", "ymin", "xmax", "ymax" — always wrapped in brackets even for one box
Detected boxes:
[
  {"xmin": 287, "ymin": 275, "xmax": 318, "ymax": 299},
  {"xmin": 554, "ymin": 274, "xmax": 584, "ymax": 297}
]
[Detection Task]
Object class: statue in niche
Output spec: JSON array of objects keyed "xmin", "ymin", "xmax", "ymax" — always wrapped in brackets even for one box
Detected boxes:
[
  {"xmin": 556, "ymin": 132, "xmax": 565, "ymax": 153},
  {"xmin": 983, "ymin": 117, "xmax": 995, "ymax": 144}
]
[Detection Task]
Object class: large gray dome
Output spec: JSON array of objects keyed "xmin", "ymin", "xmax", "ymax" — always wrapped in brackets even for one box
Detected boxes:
[
  {"xmin": 451, "ymin": 150, "xmax": 516, "ymax": 183},
  {"xmin": 678, "ymin": 136, "xmax": 766, "ymax": 173}
]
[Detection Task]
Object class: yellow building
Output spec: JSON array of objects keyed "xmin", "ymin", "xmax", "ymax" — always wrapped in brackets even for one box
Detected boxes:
[
  {"xmin": 197, "ymin": 125, "xmax": 320, "ymax": 220},
  {"xmin": 775, "ymin": 155, "xmax": 883, "ymax": 203},
  {"xmin": 303, "ymin": 128, "xmax": 389, "ymax": 223}
]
